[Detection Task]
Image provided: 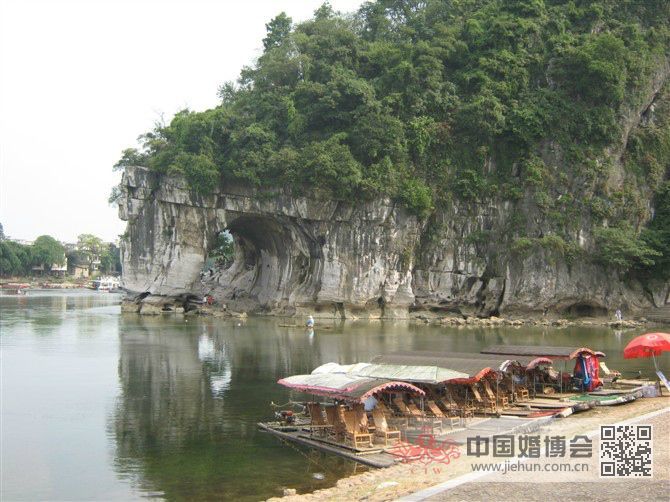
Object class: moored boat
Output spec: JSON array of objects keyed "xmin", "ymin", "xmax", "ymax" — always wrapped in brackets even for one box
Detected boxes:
[
  {"xmin": 0, "ymin": 283, "xmax": 30, "ymax": 295},
  {"xmin": 89, "ymin": 276, "xmax": 121, "ymax": 292},
  {"xmin": 263, "ymin": 345, "xmax": 652, "ymax": 467}
]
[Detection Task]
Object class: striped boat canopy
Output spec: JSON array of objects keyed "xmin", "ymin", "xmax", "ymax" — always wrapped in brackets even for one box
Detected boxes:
[{"xmin": 277, "ymin": 374, "xmax": 425, "ymax": 402}]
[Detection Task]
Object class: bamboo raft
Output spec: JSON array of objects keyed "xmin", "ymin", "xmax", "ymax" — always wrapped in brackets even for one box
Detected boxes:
[
  {"xmin": 259, "ymin": 412, "xmax": 561, "ymax": 468},
  {"xmin": 258, "ymin": 422, "xmax": 400, "ymax": 468},
  {"xmin": 265, "ymin": 347, "xmax": 656, "ymax": 468}
]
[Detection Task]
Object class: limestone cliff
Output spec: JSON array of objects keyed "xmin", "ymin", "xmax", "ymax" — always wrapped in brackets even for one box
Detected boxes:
[
  {"xmin": 119, "ymin": 166, "xmax": 420, "ymax": 317},
  {"xmin": 118, "ymin": 163, "xmax": 667, "ymax": 318}
]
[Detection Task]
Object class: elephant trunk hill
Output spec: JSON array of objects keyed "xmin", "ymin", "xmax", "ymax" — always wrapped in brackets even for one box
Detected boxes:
[{"xmin": 114, "ymin": 0, "xmax": 670, "ymax": 318}]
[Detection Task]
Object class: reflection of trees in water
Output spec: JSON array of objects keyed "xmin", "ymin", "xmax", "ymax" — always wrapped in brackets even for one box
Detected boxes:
[
  {"xmin": 114, "ymin": 318, "xmax": 608, "ymax": 499},
  {"xmin": 112, "ymin": 318, "xmax": 227, "ymax": 498},
  {"xmin": 109, "ymin": 318, "xmax": 346, "ymax": 500},
  {"xmin": 4, "ymin": 293, "xmax": 121, "ymax": 336},
  {"xmin": 114, "ymin": 320, "xmax": 223, "ymax": 451},
  {"xmin": 19, "ymin": 295, "xmax": 68, "ymax": 334}
]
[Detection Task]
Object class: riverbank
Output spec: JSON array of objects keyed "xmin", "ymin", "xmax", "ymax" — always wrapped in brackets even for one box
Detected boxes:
[
  {"xmin": 268, "ymin": 396, "xmax": 670, "ymax": 502},
  {"xmin": 192, "ymin": 304, "xmax": 659, "ymax": 329},
  {"xmin": 0, "ymin": 276, "xmax": 89, "ymax": 289},
  {"xmin": 413, "ymin": 313, "xmax": 652, "ymax": 329}
]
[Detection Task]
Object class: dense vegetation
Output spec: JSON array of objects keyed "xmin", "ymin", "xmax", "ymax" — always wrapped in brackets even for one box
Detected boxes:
[
  {"xmin": 115, "ymin": 0, "xmax": 669, "ymax": 277},
  {"xmin": 0, "ymin": 229, "xmax": 120, "ymax": 277},
  {"xmin": 0, "ymin": 234, "xmax": 65, "ymax": 276}
]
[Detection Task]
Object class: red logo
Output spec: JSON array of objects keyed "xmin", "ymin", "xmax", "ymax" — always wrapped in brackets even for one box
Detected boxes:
[{"xmin": 389, "ymin": 433, "xmax": 461, "ymax": 472}]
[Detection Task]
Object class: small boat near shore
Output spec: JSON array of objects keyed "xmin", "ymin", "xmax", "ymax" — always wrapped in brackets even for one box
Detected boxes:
[
  {"xmin": 88, "ymin": 276, "xmax": 121, "ymax": 292},
  {"xmin": 0, "ymin": 283, "xmax": 30, "ymax": 295}
]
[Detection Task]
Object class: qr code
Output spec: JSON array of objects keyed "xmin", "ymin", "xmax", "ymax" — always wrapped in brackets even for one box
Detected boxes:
[{"xmin": 600, "ymin": 425, "xmax": 652, "ymax": 477}]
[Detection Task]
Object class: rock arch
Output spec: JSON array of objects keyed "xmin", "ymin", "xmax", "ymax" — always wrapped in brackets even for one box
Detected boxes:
[{"xmin": 118, "ymin": 167, "xmax": 419, "ymax": 317}]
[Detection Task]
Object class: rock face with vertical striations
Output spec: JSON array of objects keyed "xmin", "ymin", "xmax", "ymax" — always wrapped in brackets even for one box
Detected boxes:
[
  {"xmin": 118, "ymin": 161, "xmax": 667, "ymax": 318},
  {"xmin": 118, "ymin": 166, "xmax": 421, "ymax": 318}
]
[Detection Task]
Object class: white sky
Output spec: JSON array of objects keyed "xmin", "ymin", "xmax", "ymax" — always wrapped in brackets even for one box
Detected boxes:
[{"xmin": 0, "ymin": 0, "xmax": 364, "ymax": 243}]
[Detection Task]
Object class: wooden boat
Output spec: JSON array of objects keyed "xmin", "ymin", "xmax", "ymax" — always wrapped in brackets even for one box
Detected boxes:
[
  {"xmin": 481, "ymin": 344, "xmax": 605, "ymax": 393},
  {"xmin": 0, "ymin": 282, "xmax": 30, "ymax": 295},
  {"xmin": 260, "ymin": 374, "xmax": 430, "ymax": 466}
]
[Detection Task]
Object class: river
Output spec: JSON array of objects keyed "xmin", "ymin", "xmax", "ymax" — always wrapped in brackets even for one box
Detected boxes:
[{"xmin": 1, "ymin": 290, "xmax": 666, "ymax": 500}]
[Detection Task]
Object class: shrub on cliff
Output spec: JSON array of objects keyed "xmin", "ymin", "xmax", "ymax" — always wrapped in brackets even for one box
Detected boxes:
[
  {"xmin": 594, "ymin": 225, "xmax": 660, "ymax": 273},
  {"xmin": 639, "ymin": 182, "xmax": 670, "ymax": 280}
]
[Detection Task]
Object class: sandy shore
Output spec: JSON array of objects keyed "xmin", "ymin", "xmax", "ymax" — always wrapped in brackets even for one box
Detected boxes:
[{"xmin": 269, "ymin": 396, "xmax": 669, "ymax": 502}]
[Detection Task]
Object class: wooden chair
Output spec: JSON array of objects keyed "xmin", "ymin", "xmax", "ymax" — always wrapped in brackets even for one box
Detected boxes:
[
  {"xmin": 392, "ymin": 397, "xmax": 419, "ymax": 427},
  {"xmin": 405, "ymin": 401, "xmax": 426, "ymax": 418},
  {"xmin": 372, "ymin": 407, "xmax": 401, "ymax": 446},
  {"xmin": 444, "ymin": 386, "xmax": 475, "ymax": 420},
  {"xmin": 408, "ymin": 399, "xmax": 442, "ymax": 434},
  {"xmin": 324, "ymin": 405, "xmax": 346, "ymax": 441},
  {"xmin": 514, "ymin": 384, "xmax": 530, "ymax": 401},
  {"xmin": 307, "ymin": 402, "xmax": 333, "ymax": 437},
  {"xmin": 426, "ymin": 400, "xmax": 460, "ymax": 429},
  {"xmin": 482, "ymin": 380, "xmax": 509, "ymax": 408},
  {"xmin": 469, "ymin": 384, "xmax": 496, "ymax": 415},
  {"xmin": 392, "ymin": 397, "xmax": 414, "ymax": 416},
  {"xmin": 352, "ymin": 403, "xmax": 375, "ymax": 434},
  {"xmin": 343, "ymin": 410, "xmax": 373, "ymax": 449},
  {"xmin": 378, "ymin": 400, "xmax": 407, "ymax": 427},
  {"xmin": 498, "ymin": 377, "xmax": 517, "ymax": 404}
]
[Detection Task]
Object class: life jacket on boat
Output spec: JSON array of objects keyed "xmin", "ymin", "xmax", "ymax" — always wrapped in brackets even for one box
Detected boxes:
[{"xmin": 573, "ymin": 354, "xmax": 602, "ymax": 391}]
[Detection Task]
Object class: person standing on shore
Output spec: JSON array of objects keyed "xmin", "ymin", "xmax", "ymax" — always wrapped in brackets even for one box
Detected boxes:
[
  {"xmin": 615, "ymin": 308, "xmax": 622, "ymax": 321},
  {"xmin": 306, "ymin": 315, "xmax": 314, "ymax": 328}
]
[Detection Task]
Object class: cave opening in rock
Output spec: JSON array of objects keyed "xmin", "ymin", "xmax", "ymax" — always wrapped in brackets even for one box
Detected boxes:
[
  {"xmin": 201, "ymin": 215, "xmax": 318, "ymax": 312},
  {"xmin": 562, "ymin": 302, "xmax": 608, "ymax": 318}
]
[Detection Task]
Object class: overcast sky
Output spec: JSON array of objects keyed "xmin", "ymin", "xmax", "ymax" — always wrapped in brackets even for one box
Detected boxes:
[{"xmin": 0, "ymin": 0, "xmax": 364, "ymax": 243}]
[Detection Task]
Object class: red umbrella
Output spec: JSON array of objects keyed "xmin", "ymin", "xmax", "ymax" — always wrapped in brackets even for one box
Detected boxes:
[{"xmin": 623, "ymin": 332, "xmax": 670, "ymax": 370}]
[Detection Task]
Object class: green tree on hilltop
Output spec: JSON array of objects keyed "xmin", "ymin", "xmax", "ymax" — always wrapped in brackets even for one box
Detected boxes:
[{"xmin": 263, "ymin": 12, "xmax": 292, "ymax": 51}]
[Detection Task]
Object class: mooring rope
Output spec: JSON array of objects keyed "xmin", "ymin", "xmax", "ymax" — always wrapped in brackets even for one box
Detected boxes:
[{"xmin": 270, "ymin": 400, "xmax": 307, "ymax": 412}]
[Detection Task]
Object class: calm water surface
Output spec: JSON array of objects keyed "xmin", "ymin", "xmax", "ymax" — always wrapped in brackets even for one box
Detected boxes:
[{"xmin": 1, "ymin": 290, "xmax": 667, "ymax": 500}]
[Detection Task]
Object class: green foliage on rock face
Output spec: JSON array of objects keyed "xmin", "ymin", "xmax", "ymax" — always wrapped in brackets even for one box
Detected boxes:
[
  {"xmin": 594, "ymin": 225, "xmax": 661, "ymax": 272},
  {"xmin": 397, "ymin": 178, "xmax": 433, "ymax": 216},
  {"xmin": 116, "ymin": 1, "xmax": 669, "ymax": 277},
  {"xmin": 640, "ymin": 182, "xmax": 670, "ymax": 280}
]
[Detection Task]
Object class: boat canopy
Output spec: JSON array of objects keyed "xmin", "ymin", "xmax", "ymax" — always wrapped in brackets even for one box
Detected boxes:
[
  {"xmin": 277, "ymin": 374, "xmax": 425, "ymax": 402},
  {"xmin": 481, "ymin": 345, "xmax": 603, "ymax": 360},
  {"xmin": 310, "ymin": 361, "xmax": 469, "ymax": 384},
  {"xmin": 313, "ymin": 357, "xmax": 500, "ymax": 385},
  {"xmin": 371, "ymin": 351, "xmax": 547, "ymax": 375},
  {"xmin": 525, "ymin": 357, "xmax": 554, "ymax": 370}
]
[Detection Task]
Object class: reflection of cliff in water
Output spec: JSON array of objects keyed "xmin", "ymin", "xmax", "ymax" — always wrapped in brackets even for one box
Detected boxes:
[
  {"xmin": 114, "ymin": 322, "xmax": 223, "ymax": 450},
  {"xmin": 110, "ymin": 318, "xmax": 348, "ymax": 500}
]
